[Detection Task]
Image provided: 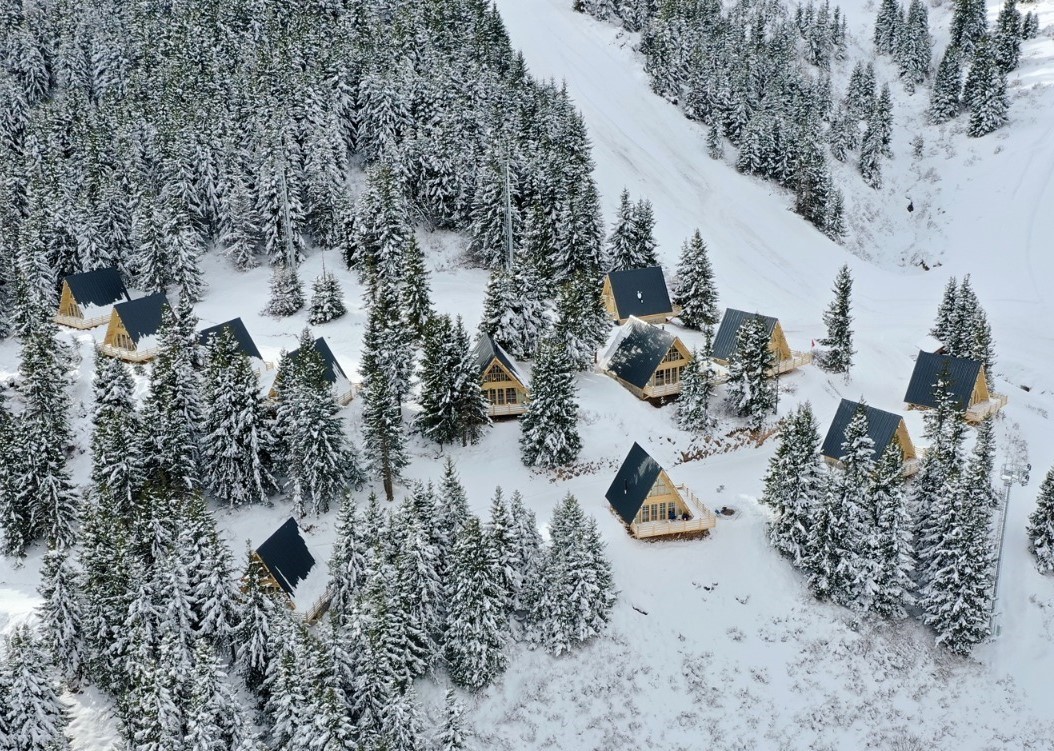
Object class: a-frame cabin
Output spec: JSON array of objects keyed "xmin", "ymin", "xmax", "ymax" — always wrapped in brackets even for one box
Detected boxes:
[
  {"xmin": 601, "ymin": 317, "xmax": 693, "ymax": 400},
  {"xmin": 601, "ymin": 266, "xmax": 677, "ymax": 324},
  {"xmin": 251, "ymin": 518, "xmax": 332, "ymax": 623},
  {"xmin": 904, "ymin": 351, "xmax": 1006, "ymax": 423},
  {"xmin": 605, "ymin": 442, "xmax": 716, "ymax": 539},
  {"xmin": 473, "ymin": 333, "xmax": 530, "ymax": 418},
  {"xmin": 711, "ymin": 308, "xmax": 812, "ymax": 375},
  {"xmin": 268, "ymin": 336, "xmax": 355, "ymax": 406},
  {"xmin": 99, "ymin": 292, "xmax": 170, "ymax": 363},
  {"xmin": 821, "ymin": 399, "xmax": 920, "ymax": 477},
  {"xmin": 198, "ymin": 318, "xmax": 272, "ymax": 373},
  {"xmin": 55, "ymin": 267, "xmax": 131, "ymax": 329}
]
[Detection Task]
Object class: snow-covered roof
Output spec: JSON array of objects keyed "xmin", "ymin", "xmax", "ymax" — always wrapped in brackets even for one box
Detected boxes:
[
  {"xmin": 904, "ymin": 351, "xmax": 982, "ymax": 410},
  {"xmin": 254, "ymin": 518, "xmax": 328, "ymax": 611},
  {"xmin": 113, "ymin": 292, "xmax": 171, "ymax": 345},
  {"xmin": 473, "ymin": 333, "xmax": 529, "ymax": 386},
  {"xmin": 602, "ymin": 317, "xmax": 678, "ymax": 389},
  {"xmin": 821, "ymin": 399, "xmax": 905, "ymax": 462},
  {"xmin": 285, "ymin": 336, "xmax": 349, "ymax": 386},
  {"xmin": 199, "ymin": 318, "xmax": 264, "ymax": 362}
]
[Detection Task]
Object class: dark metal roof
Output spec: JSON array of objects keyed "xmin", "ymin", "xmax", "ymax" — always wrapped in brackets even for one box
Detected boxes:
[
  {"xmin": 62, "ymin": 267, "xmax": 130, "ymax": 308},
  {"xmin": 286, "ymin": 336, "xmax": 349, "ymax": 385},
  {"xmin": 606, "ymin": 266, "xmax": 674, "ymax": 320},
  {"xmin": 605, "ymin": 442, "xmax": 664, "ymax": 525},
  {"xmin": 255, "ymin": 518, "xmax": 316, "ymax": 597},
  {"xmin": 473, "ymin": 333, "xmax": 527, "ymax": 385},
  {"xmin": 199, "ymin": 318, "xmax": 263, "ymax": 361},
  {"xmin": 605, "ymin": 318, "xmax": 677, "ymax": 389},
  {"xmin": 904, "ymin": 351, "xmax": 981, "ymax": 410},
  {"xmin": 113, "ymin": 292, "xmax": 170, "ymax": 345},
  {"xmin": 821, "ymin": 399, "xmax": 904, "ymax": 462},
  {"xmin": 712, "ymin": 308, "xmax": 778, "ymax": 361}
]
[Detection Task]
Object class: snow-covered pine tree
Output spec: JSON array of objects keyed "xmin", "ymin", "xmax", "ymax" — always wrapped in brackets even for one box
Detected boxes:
[
  {"xmin": 929, "ymin": 46, "xmax": 964, "ymax": 125},
  {"xmin": 858, "ymin": 120, "xmax": 883, "ymax": 190},
  {"xmin": 919, "ymin": 450, "xmax": 994, "ymax": 655},
  {"xmin": 219, "ymin": 173, "xmax": 260, "ymax": 271},
  {"xmin": 554, "ymin": 272, "xmax": 610, "ymax": 371},
  {"xmin": 870, "ymin": 444, "xmax": 914, "ymax": 619},
  {"xmin": 1028, "ymin": 465, "xmax": 1054, "ymax": 574},
  {"xmin": 361, "ymin": 323, "xmax": 409, "ymax": 503},
  {"xmin": 945, "ymin": 274, "xmax": 978, "ymax": 356},
  {"xmin": 0, "ymin": 391, "xmax": 22, "ymax": 556},
  {"xmin": 896, "ymin": 0, "xmax": 932, "ymax": 89},
  {"xmin": 966, "ymin": 42, "xmax": 1010, "ymax": 138},
  {"xmin": 1, "ymin": 625, "xmax": 70, "ymax": 751},
  {"xmin": 628, "ymin": 198, "xmax": 658, "ymax": 268},
  {"xmin": 142, "ymin": 302, "xmax": 201, "ymax": 495},
  {"xmin": 201, "ymin": 327, "xmax": 274, "ymax": 507},
  {"xmin": 162, "ymin": 193, "xmax": 205, "ymax": 303},
  {"xmin": 90, "ymin": 355, "xmax": 143, "ymax": 516},
  {"xmin": 451, "ymin": 316, "xmax": 491, "ymax": 447},
  {"xmin": 805, "ymin": 404, "xmax": 877, "ymax": 609},
  {"xmin": 507, "ymin": 490, "xmax": 544, "ymax": 614},
  {"xmin": 1021, "ymin": 11, "xmax": 1039, "ymax": 39},
  {"xmin": 844, "ymin": 61, "xmax": 877, "ymax": 120},
  {"xmin": 604, "ymin": 188, "xmax": 636, "ymax": 272},
  {"xmin": 262, "ymin": 614, "xmax": 311, "ymax": 750},
  {"xmin": 913, "ymin": 370, "xmax": 968, "ymax": 588},
  {"xmin": 673, "ymin": 230, "xmax": 719, "ymax": 331},
  {"xmin": 281, "ymin": 328, "xmax": 360, "ymax": 515},
  {"xmin": 308, "ymin": 270, "xmax": 347, "ymax": 325},
  {"xmin": 950, "ymin": 0, "xmax": 990, "ymax": 54},
  {"xmin": 435, "ymin": 689, "xmax": 468, "ymax": 751},
  {"xmin": 436, "ymin": 458, "xmax": 471, "ymax": 557},
  {"xmin": 519, "ymin": 336, "xmax": 582, "ymax": 468},
  {"xmin": 467, "ymin": 150, "xmax": 518, "ymax": 270},
  {"xmin": 351, "ymin": 162, "xmax": 411, "ymax": 293},
  {"xmin": 235, "ymin": 550, "xmax": 280, "ymax": 693},
  {"xmin": 706, "ymin": 124, "xmax": 724, "ymax": 159},
  {"xmin": 479, "ymin": 267, "xmax": 548, "ymax": 360},
  {"xmin": 760, "ymin": 403, "xmax": 826, "ymax": 569},
  {"xmin": 265, "ymin": 263, "xmax": 305, "ymax": 317},
  {"xmin": 37, "ymin": 549, "xmax": 87, "ymax": 689},
  {"xmin": 186, "ymin": 639, "xmax": 258, "ymax": 751},
  {"xmin": 392, "ymin": 510, "xmax": 443, "ymax": 679},
  {"xmin": 401, "ymin": 235, "xmax": 434, "ymax": 343},
  {"xmin": 725, "ymin": 314, "xmax": 776, "ymax": 431},
  {"xmin": 485, "ymin": 488, "xmax": 517, "ymax": 613},
  {"xmin": 327, "ymin": 493, "xmax": 368, "ymax": 627},
  {"xmin": 819, "ymin": 264, "xmax": 854, "ymax": 373},
  {"xmin": 416, "ymin": 315, "xmax": 463, "ymax": 447},
  {"xmin": 873, "ymin": 0, "xmax": 902, "ymax": 55},
  {"xmin": 530, "ymin": 494, "xmax": 615, "ymax": 654},
  {"xmin": 444, "ymin": 516, "xmax": 507, "ymax": 691},
  {"xmin": 677, "ymin": 342, "xmax": 717, "ymax": 434},
  {"xmin": 14, "ymin": 310, "xmax": 79, "ymax": 551},
  {"xmin": 931, "ymin": 276, "xmax": 959, "ymax": 342}
]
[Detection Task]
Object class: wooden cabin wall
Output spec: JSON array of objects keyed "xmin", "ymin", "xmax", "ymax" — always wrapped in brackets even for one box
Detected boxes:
[
  {"xmin": 102, "ymin": 313, "xmax": 135, "ymax": 351},
  {"xmin": 481, "ymin": 359, "xmax": 529, "ymax": 405},
  {"xmin": 634, "ymin": 471, "xmax": 690, "ymax": 523},
  {"xmin": 971, "ymin": 368, "xmax": 991, "ymax": 405},
  {"xmin": 57, "ymin": 283, "xmax": 82, "ymax": 318},
  {"xmin": 771, "ymin": 322, "xmax": 793, "ymax": 360},
  {"xmin": 895, "ymin": 420, "xmax": 917, "ymax": 460},
  {"xmin": 601, "ymin": 278, "xmax": 619, "ymax": 319}
]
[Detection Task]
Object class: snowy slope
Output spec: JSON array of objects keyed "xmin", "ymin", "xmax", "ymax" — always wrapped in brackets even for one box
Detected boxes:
[{"xmin": 3, "ymin": 0, "xmax": 1054, "ymax": 747}]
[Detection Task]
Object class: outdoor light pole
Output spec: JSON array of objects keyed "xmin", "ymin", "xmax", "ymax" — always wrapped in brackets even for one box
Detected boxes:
[{"xmin": 991, "ymin": 460, "xmax": 1031, "ymax": 635}]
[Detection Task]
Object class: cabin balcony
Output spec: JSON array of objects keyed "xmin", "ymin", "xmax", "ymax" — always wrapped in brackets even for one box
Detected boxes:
[
  {"xmin": 630, "ymin": 485, "xmax": 717, "ymax": 539},
  {"xmin": 97, "ymin": 342, "xmax": 159, "ymax": 363},
  {"xmin": 54, "ymin": 313, "xmax": 111, "ymax": 329},
  {"xmin": 966, "ymin": 393, "xmax": 1008, "ymax": 423},
  {"xmin": 336, "ymin": 387, "xmax": 356, "ymax": 406},
  {"xmin": 642, "ymin": 380, "xmax": 683, "ymax": 399},
  {"xmin": 771, "ymin": 351, "xmax": 813, "ymax": 376},
  {"xmin": 487, "ymin": 401, "xmax": 528, "ymax": 417}
]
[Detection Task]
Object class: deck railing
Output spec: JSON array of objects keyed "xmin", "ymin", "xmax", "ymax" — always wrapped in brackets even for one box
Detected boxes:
[
  {"xmin": 303, "ymin": 587, "xmax": 334, "ymax": 624},
  {"xmin": 54, "ymin": 313, "xmax": 110, "ymax": 329},
  {"xmin": 487, "ymin": 402, "xmax": 528, "ymax": 417},
  {"xmin": 643, "ymin": 380, "xmax": 683, "ymax": 399},
  {"xmin": 772, "ymin": 351, "xmax": 813, "ymax": 375},
  {"xmin": 966, "ymin": 393, "xmax": 1008, "ymax": 423},
  {"xmin": 97, "ymin": 342, "xmax": 159, "ymax": 363},
  {"xmin": 630, "ymin": 485, "xmax": 717, "ymax": 539}
]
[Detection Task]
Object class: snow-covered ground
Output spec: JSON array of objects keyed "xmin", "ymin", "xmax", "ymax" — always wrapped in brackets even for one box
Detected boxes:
[{"xmin": 3, "ymin": 0, "xmax": 1054, "ymax": 747}]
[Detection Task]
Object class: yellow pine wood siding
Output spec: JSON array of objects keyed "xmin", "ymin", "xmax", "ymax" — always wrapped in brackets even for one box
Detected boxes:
[
  {"xmin": 54, "ymin": 281, "xmax": 112, "ymax": 329},
  {"xmin": 601, "ymin": 275, "xmax": 676, "ymax": 325},
  {"xmin": 641, "ymin": 338, "xmax": 693, "ymax": 398},
  {"xmin": 99, "ymin": 311, "xmax": 158, "ymax": 363},
  {"xmin": 481, "ymin": 359, "xmax": 529, "ymax": 417},
  {"xmin": 628, "ymin": 473, "xmax": 718, "ymax": 539}
]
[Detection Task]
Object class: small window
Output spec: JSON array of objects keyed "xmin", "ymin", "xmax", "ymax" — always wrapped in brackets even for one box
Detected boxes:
[{"xmin": 505, "ymin": 388, "xmax": 517, "ymax": 404}]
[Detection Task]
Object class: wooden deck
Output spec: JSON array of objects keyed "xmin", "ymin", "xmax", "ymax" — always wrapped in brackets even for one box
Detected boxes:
[
  {"xmin": 487, "ymin": 402, "xmax": 528, "ymax": 417},
  {"xmin": 97, "ymin": 342, "xmax": 159, "ymax": 363},
  {"xmin": 630, "ymin": 485, "xmax": 717, "ymax": 539},
  {"xmin": 966, "ymin": 393, "xmax": 1008, "ymax": 423},
  {"xmin": 642, "ymin": 380, "xmax": 683, "ymax": 399},
  {"xmin": 772, "ymin": 351, "xmax": 813, "ymax": 375},
  {"xmin": 54, "ymin": 313, "xmax": 110, "ymax": 329}
]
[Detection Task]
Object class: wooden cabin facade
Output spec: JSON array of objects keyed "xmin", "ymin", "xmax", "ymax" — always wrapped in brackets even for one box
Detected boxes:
[
  {"xmin": 904, "ymin": 351, "xmax": 1007, "ymax": 423},
  {"xmin": 711, "ymin": 308, "xmax": 812, "ymax": 375},
  {"xmin": 55, "ymin": 268, "xmax": 131, "ymax": 329},
  {"xmin": 473, "ymin": 334, "xmax": 530, "ymax": 418},
  {"xmin": 821, "ymin": 399, "xmax": 921, "ymax": 477},
  {"xmin": 252, "ymin": 518, "xmax": 332, "ymax": 623},
  {"xmin": 606, "ymin": 443, "xmax": 717, "ymax": 539},
  {"xmin": 99, "ymin": 292, "xmax": 170, "ymax": 363},
  {"xmin": 601, "ymin": 266, "xmax": 678, "ymax": 324},
  {"xmin": 602, "ymin": 317, "xmax": 694, "ymax": 400}
]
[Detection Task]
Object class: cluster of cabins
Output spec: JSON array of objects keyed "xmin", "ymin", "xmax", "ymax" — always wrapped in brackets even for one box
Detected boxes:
[{"xmin": 60, "ymin": 265, "xmax": 1010, "ymax": 581}]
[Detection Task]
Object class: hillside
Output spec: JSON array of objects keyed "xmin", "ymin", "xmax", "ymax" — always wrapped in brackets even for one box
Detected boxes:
[{"xmin": 1, "ymin": 0, "xmax": 1053, "ymax": 748}]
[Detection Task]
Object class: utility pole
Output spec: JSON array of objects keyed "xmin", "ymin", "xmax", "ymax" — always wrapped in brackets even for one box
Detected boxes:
[
  {"xmin": 991, "ymin": 460, "xmax": 1030, "ymax": 635},
  {"xmin": 503, "ymin": 147, "xmax": 514, "ymax": 271}
]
